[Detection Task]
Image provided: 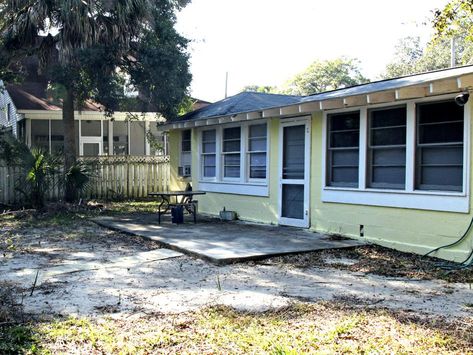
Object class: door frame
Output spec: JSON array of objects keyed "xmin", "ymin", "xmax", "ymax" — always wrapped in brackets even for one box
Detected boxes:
[
  {"xmin": 80, "ymin": 137, "xmax": 103, "ymax": 156},
  {"xmin": 278, "ymin": 116, "xmax": 311, "ymax": 228}
]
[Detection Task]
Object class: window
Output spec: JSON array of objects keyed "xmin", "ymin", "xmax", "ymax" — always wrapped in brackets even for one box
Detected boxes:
[
  {"xmin": 31, "ymin": 120, "xmax": 50, "ymax": 151},
  {"xmin": 179, "ymin": 129, "xmax": 191, "ymax": 176},
  {"xmin": 113, "ymin": 121, "xmax": 128, "ymax": 155},
  {"xmin": 368, "ymin": 106, "xmax": 406, "ymax": 189},
  {"xmin": 103, "ymin": 121, "xmax": 109, "ymax": 155},
  {"xmin": 6, "ymin": 103, "xmax": 11, "ymax": 122},
  {"xmin": 248, "ymin": 123, "xmax": 267, "ymax": 179},
  {"xmin": 50, "ymin": 120, "xmax": 64, "ymax": 154},
  {"xmin": 198, "ymin": 122, "xmax": 269, "ymax": 196},
  {"xmin": 327, "ymin": 111, "xmax": 360, "ymax": 187},
  {"xmin": 130, "ymin": 121, "xmax": 146, "ymax": 156},
  {"xmin": 416, "ymin": 101, "xmax": 464, "ymax": 192},
  {"xmin": 322, "ymin": 97, "xmax": 468, "ymax": 213},
  {"xmin": 222, "ymin": 126, "xmax": 241, "ymax": 178},
  {"xmin": 201, "ymin": 129, "xmax": 216, "ymax": 178}
]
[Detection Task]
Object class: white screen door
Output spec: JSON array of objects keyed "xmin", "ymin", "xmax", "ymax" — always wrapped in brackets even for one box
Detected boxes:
[{"xmin": 279, "ymin": 118, "xmax": 311, "ymax": 228}]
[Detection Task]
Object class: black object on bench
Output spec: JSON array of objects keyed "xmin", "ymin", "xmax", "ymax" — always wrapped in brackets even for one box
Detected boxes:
[{"xmin": 148, "ymin": 191, "xmax": 206, "ymax": 224}]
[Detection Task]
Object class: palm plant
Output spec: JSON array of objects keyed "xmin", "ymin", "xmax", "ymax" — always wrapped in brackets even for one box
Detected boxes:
[{"xmin": 0, "ymin": 0, "xmax": 191, "ymax": 202}]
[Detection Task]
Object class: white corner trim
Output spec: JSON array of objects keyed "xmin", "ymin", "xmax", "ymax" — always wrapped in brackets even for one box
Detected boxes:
[
  {"xmin": 198, "ymin": 181, "xmax": 269, "ymax": 197},
  {"xmin": 321, "ymin": 188, "xmax": 469, "ymax": 213}
]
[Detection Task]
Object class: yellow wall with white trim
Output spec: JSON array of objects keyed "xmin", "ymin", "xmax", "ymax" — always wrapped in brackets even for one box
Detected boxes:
[
  {"xmin": 169, "ymin": 101, "xmax": 473, "ymax": 262},
  {"xmin": 308, "ymin": 111, "xmax": 473, "ymax": 262}
]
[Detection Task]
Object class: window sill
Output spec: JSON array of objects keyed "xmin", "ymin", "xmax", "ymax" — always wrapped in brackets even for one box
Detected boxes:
[
  {"xmin": 321, "ymin": 187, "xmax": 469, "ymax": 213},
  {"xmin": 198, "ymin": 181, "xmax": 269, "ymax": 197}
]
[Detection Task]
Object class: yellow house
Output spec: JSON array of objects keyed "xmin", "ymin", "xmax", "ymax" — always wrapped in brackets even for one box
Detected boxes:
[{"xmin": 163, "ymin": 66, "xmax": 473, "ymax": 262}]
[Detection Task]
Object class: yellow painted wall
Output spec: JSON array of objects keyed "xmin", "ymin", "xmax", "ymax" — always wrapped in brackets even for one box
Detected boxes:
[
  {"xmin": 308, "ymin": 109, "xmax": 473, "ymax": 262},
  {"xmin": 169, "ymin": 102, "xmax": 473, "ymax": 261}
]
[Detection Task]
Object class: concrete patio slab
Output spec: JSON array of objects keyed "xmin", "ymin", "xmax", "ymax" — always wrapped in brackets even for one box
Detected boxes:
[{"xmin": 93, "ymin": 214, "xmax": 365, "ymax": 265}]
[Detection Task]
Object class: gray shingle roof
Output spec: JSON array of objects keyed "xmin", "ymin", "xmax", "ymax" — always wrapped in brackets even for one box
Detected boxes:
[
  {"xmin": 177, "ymin": 91, "xmax": 303, "ymax": 122},
  {"xmin": 175, "ymin": 65, "xmax": 473, "ymax": 124}
]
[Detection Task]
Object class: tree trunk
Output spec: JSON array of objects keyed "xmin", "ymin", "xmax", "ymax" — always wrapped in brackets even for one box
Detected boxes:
[{"xmin": 63, "ymin": 87, "xmax": 77, "ymax": 202}]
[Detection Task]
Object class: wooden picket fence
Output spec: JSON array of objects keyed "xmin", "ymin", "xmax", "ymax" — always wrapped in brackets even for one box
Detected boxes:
[{"xmin": 0, "ymin": 155, "xmax": 170, "ymax": 205}]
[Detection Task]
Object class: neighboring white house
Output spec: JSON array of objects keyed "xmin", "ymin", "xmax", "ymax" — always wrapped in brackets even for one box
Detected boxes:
[{"xmin": 0, "ymin": 80, "xmax": 168, "ymax": 156}]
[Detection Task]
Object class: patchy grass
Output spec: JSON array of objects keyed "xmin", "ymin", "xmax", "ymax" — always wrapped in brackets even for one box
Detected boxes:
[
  {"xmin": 265, "ymin": 245, "xmax": 473, "ymax": 283},
  {"xmin": 1, "ymin": 303, "xmax": 471, "ymax": 354}
]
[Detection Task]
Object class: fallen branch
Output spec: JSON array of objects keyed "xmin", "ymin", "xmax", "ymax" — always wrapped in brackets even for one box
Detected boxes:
[{"xmin": 1, "ymin": 209, "xmax": 36, "ymax": 216}]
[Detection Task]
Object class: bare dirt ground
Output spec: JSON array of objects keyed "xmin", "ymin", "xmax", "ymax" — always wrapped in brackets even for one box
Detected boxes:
[
  {"xmin": 1, "ymin": 210, "xmax": 472, "ymax": 319},
  {"xmin": 1, "ymin": 207, "xmax": 473, "ymax": 353}
]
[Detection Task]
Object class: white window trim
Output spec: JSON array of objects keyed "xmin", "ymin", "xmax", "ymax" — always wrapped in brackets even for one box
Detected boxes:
[
  {"xmin": 321, "ymin": 94, "xmax": 470, "ymax": 213},
  {"xmin": 198, "ymin": 119, "xmax": 269, "ymax": 196}
]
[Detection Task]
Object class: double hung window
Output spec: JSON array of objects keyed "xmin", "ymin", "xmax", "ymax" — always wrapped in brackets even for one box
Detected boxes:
[
  {"xmin": 368, "ymin": 106, "xmax": 406, "ymax": 189},
  {"xmin": 327, "ymin": 111, "xmax": 360, "ymax": 187},
  {"xmin": 416, "ymin": 101, "xmax": 464, "ymax": 192},
  {"xmin": 222, "ymin": 127, "xmax": 241, "ymax": 178}
]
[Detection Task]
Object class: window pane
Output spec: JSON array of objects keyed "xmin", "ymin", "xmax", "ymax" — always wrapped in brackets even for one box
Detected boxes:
[
  {"xmin": 282, "ymin": 184, "xmax": 304, "ymax": 219},
  {"xmin": 103, "ymin": 121, "xmax": 109, "ymax": 154},
  {"xmin": 50, "ymin": 120, "xmax": 64, "ymax": 154},
  {"xmin": 224, "ymin": 153, "xmax": 240, "ymax": 178},
  {"xmin": 283, "ymin": 125, "xmax": 305, "ymax": 179},
  {"xmin": 113, "ymin": 121, "xmax": 128, "ymax": 155},
  {"xmin": 204, "ymin": 166, "xmax": 216, "ymax": 177},
  {"xmin": 223, "ymin": 127, "xmax": 240, "ymax": 140},
  {"xmin": 416, "ymin": 101, "xmax": 464, "ymax": 192},
  {"xmin": 181, "ymin": 129, "xmax": 191, "ymax": 152},
  {"xmin": 223, "ymin": 140, "xmax": 240, "ymax": 152},
  {"xmin": 130, "ymin": 121, "xmax": 146, "ymax": 155},
  {"xmin": 420, "ymin": 166, "xmax": 463, "ymax": 191},
  {"xmin": 419, "ymin": 121, "xmax": 463, "ymax": 144},
  {"xmin": 372, "ymin": 148, "xmax": 405, "ymax": 166},
  {"xmin": 83, "ymin": 143, "xmax": 100, "ymax": 156},
  {"xmin": 371, "ymin": 107, "xmax": 406, "ymax": 128},
  {"xmin": 224, "ymin": 166, "xmax": 240, "ymax": 177},
  {"xmin": 372, "ymin": 167, "xmax": 405, "ymax": 187},
  {"xmin": 249, "ymin": 124, "xmax": 266, "ymax": 138},
  {"xmin": 330, "ymin": 131, "xmax": 359, "ymax": 148},
  {"xmin": 203, "ymin": 129, "xmax": 216, "ymax": 141},
  {"xmin": 331, "ymin": 167, "xmax": 358, "ymax": 185},
  {"xmin": 372, "ymin": 127, "xmax": 406, "ymax": 146},
  {"xmin": 421, "ymin": 146, "xmax": 463, "ymax": 165},
  {"xmin": 81, "ymin": 120, "xmax": 101, "ymax": 137},
  {"xmin": 330, "ymin": 112, "xmax": 360, "ymax": 131},
  {"xmin": 331, "ymin": 150, "xmax": 358, "ymax": 166},
  {"xmin": 418, "ymin": 101, "xmax": 463, "ymax": 125},
  {"xmin": 203, "ymin": 142, "xmax": 216, "ymax": 153},
  {"xmin": 203, "ymin": 154, "xmax": 216, "ymax": 178},
  {"xmin": 250, "ymin": 152, "xmax": 266, "ymax": 179},
  {"xmin": 249, "ymin": 137, "xmax": 266, "ymax": 151},
  {"xmin": 224, "ymin": 153, "xmax": 240, "ymax": 165},
  {"xmin": 31, "ymin": 120, "xmax": 49, "ymax": 151}
]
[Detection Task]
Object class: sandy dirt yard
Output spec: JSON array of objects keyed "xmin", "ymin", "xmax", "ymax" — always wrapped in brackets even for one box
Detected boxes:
[
  {"xmin": 1, "ymin": 213, "xmax": 472, "ymax": 319},
  {"xmin": 1, "ymin": 209, "xmax": 473, "ymax": 353}
]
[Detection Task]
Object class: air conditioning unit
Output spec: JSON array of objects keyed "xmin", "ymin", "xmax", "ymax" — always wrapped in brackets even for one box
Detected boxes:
[{"xmin": 178, "ymin": 165, "xmax": 191, "ymax": 177}]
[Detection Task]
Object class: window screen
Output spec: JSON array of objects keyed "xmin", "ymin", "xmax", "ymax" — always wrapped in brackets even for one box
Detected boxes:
[
  {"xmin": 222, "ymin": 127, "xmax": 241, "ymax": 178},
  {"xmin": 368, "ymin": 106, "xmax": 406, "ymax": 189},
  {"xmin": 416, "ymin": 101, "xmax": 463, "ymax": 191},
  {"xmin": 202, "ymin": 129, "xmax": 216, "ymax": 178},
  {"xmin": 31, "ymin": 119, "xmax": 50, "ymax": 151},
  {"xmin": 248, "ymin": 124, "xmax": 267, "ymax": 179},
  {"xmin": 113, "ymin": 121, "xmax": 128, "ymax": 155},
  {"xmin": 327, "ymin": 111, "xmax": 360, "ymax": 187},
  {"xmin": 50, "ymin": 120, "xmax": 64, "ymax": 154}
]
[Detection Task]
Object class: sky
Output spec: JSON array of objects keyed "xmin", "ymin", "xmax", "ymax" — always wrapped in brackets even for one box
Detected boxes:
[{"xmin": 176, "ymin": 0, "xmax": 450, "ymax": 103}]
